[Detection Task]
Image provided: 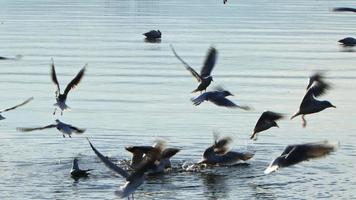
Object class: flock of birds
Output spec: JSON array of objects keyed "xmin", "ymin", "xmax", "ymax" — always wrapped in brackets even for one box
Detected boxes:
[{"xmin": 1, "ymin": 4, "xmax": 355, "ymax": 200}]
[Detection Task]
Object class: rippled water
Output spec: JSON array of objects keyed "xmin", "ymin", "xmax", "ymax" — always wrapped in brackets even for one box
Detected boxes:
[{"xmin": 1, "ymin": 0, "xmax": 356, "ymax": 199}]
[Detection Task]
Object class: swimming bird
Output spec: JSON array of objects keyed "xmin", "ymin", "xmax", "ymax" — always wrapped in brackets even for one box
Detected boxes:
[
  {"xmin": 51, "ymin": 59, "xmax": 86, "ymax": 115},
  {"xmin": 88, "ymin": 139, "xmax": 160, "ymax": 199},
  {"xmin": 143, "ymin": 30, "xmax": 161, "ymax": 39},
  {"xmin": 199, "ymin": 133, "xmax": 254, "ymax": 166},
  {"xmin": 338, "ymin": 37, "xmax": 356, "ymax": 47},
  {"xmin": 250, "ymin": 111, "xmax": 284, "ymax": 140},
  {"xmin": 70, "ymin": 158, "xmax": 92, "ymax": 180},
  {"xmin": 170, "ymin": 44, "xmax": 217, "ymax": 93},
  {"xmin": 191, "ymin": 87, "xmax": 250, "ymax": 110},
  {"xmin": 17, "ymin": 119, "xmax": 85, "ymax": 138},
  {"xmin": 291, "ymin": 73, "xmax": 335, "ymax": 127},
  {"xmin": 0, "ymin": 97, "xmax": 33, "ymax": 120},
  {"xmin": 264, "ymin": 141, "xmax": 338, "ymax": 174},
  {"xmin": 333, "ymin": 7, "xmax": 356, "ymax": 13}
]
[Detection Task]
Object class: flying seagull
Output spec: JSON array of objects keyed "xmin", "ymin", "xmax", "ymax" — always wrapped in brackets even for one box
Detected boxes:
[
  {"xmin": 88, "ymin": 139, "xmax": 161, "ymax": 199},
  {"xmin": 17, "ymin": 119, "xmax": 85, "ymax": 138},
  {"xmin": 338, "ymin": 37, "xmax": 356, "ymax": 47},
  {"xmin": 264, "ymin": 141, "xmax": 338, "ymax": 174},
  {"xmin": 51, "ymin": 59, "xmax": 86, "ymax": 115},
  {"xmin": 143, "ymin": 30, "xmax": 161, "ymax": 39},
  {"xmin": 191, "ymin": 87, "xmax": 250, "ymax": 110},
  {"xmin": 250, "ymin": 111, "xmax": 284, "ymax": 140},
  {"xmin": 70, "ymin": 158, "xmax": 92, "ymax": 180},
  {"xmin": 199, "ymin": 133, "xmax": 254, "ymax": 166},
  {"xmin": 333, "ymin": 7, "xmax": 356, "ymax": 13},
  {"xmin": 0, "ymin": 97, "xmax": 33, "ymax": 120},
  {"xmin": 291, "ymin": 73, "xmax": 335, "ymax": 127},
  {"xmin": 170, "ymin": 44, "xmax": 217, "ymax": 93}
]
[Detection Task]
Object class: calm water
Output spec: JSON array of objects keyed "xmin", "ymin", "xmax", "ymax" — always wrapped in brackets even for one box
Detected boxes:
[{"xmin": 1, "ymin": 0, "xmax": 356, "ymax": 199}]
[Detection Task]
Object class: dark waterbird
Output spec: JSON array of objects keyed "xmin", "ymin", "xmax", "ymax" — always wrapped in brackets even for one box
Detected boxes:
[
  {"xmin": 333, "ymin": 7, "xmax": 356, "ymax": 13},
  {"xmin": 199, "ymin": 133, "xmax": 254, "ymax": 166},
  {"xmin": 51, "ymin": 59, "xmax": 86, "ymax": 115},
  {"xmin": 17, "ymin": 119, "xmax": 86, "ymax": 138},
  {"xmin": 191, "ymin": 87, "xmax": 250, "ymax": 110},
  {"xmin": 143, "ymin": 30, "xmax": 161, "ymax": 40},
  {"xmin": 0, "ymin": 55, "xmax": 23, "ymax": 60},
  {"xmin": 338, "ymin": 37, "xmax": 356, "ymax": 47},
  {"xmin": 88, "ymin": 139, "xmax": 162, "ymax": 199},
  {"xmin": 291, "ymin": 73, "xmax": 335, "ymax": 127},
  {"xmin": 170, "ymin": 44, "xmax": 217, "ymax": 93},
  {"xmin": 70, "ymin": 158, "xmax": 92, "ymax": 180},
  {"xmin": 250, "ymin": 111, "xmax": 284, "ymax": 140},
  {"xmin": 0, "ymin": 97, "xmax": 33, "ymax": 120},
  {"xmin": 264, "ymin": 141, "xmax": 338, "ymax": 174}
]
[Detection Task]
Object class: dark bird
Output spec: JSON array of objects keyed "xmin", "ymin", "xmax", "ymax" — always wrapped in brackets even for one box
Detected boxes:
[
  {"xmin": 17, "ymin": 119, "xmax": 85, "ymax": 138},
  {"xmin": 199, "ymin": 133, "xmax": 254, "ymax": 166},
  {"xmin": 51, "ymin": 59, "xmax": 86, "ymax": 115},
  {"xmin": 0, "ymin": 55, "xmax": 23, "ymax": 60},
  {"xmin": 191, "ymin": 87, "xmax": 250, "ymax": 110},
  {"xmin": 291, "ymin": 73, "xmax": 335, "ymax": 127},
  {"xmin": 143, "ymin": 30, "xmax": 161, "ymax": 39},
  {"xmin": 88, "ymin": 139, "xmax": 161, "ymax": 199},
  {"xmin": 0, "ymin": 97, "xmax": 33, "ymax": 120},
  {"xmin": 333, "ymin": 7, "xmax": 356, "ymax": 13},
  {"xmin": 70, "ymin": 158, "xmax": 92, "ymax": 179},
  {"xmin": 223, "ymin": 0, "xmax": 227, "ymax": 4},
  {"xmin": 250, "ymin": 111, "xmax": 284, "ymax": 140},
  {"xmin": 170, "ymin": 44, "xmax": 217, "ymax": 93},
  {"xmin": 338, "ymin": 37, "xmax": 356, "ymax": 47},
  {"xmin": 264, "ymin": 141, "xmax": 338, "ymax": 174}
]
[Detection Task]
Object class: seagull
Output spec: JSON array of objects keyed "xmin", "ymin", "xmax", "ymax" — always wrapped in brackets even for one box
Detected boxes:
[
  {"xmin": 199, "ymin": 133, "xmax": 254, "ymax": 166},
  {"xmin": 70, "ymin": 158, "xmax": 92, "ymax": 180},
  {"xmin": 191, "ymin": 87, "xmax": 250, "ymax": 110},
  {"xmin": 17, "ymin": 119, "xmax": 86, "ymax": 138},
  {"xmin": 333, "ymin": 7, "xmax": 356, "ymax": 13},
  {"xmin": 51, "ymin": 59, "xmax": 86, "ymax": 115},
  {"xmin": 88, "ymin": 139, "xmax": 161, "ymax": 199},
  {"xmin": 125, "ymin": 144, "xmax": 180, "ymax": 173},
  {"xmin": 338, "ymin": 37, "xmax": 356, "ymax": 47},
  {"xmin": 264, "ymin": 141, "xmax": 338, "ymax": 174},
  {"xmin": 170, "ymin": 44, "xmax": 217, "ymax": 93},
  {"xmin": 0, "ymin": 97, "xmax": 33, "ymax": 120},
  {"xmin": 250, "ymin": 111, "xmax": 284, "ymax": 140},
  {"xmin": 291, "ymin": 73, "xmax": 335, "ymax": 127},
  {"xmin": 143, "ymin": 30, "xmax": 161, "ymax": 40}
]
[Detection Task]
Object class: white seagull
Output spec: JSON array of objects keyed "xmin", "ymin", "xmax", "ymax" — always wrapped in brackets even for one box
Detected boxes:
[
  {"xmin": 0, "ymin": 97, "xmax": 33, "ymax": 120},
  {"xmin": 17, "ymin": 119, "xmax": 85, "ymax": 138},
  {"xmin": 51, "ymin": 59, "xmax": 86, "ymax": 115}
]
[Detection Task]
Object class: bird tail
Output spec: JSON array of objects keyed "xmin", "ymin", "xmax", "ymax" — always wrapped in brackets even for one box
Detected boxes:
[{"xmin": 290, "ymin": 112, "xmax": 300, "ymax": 120}]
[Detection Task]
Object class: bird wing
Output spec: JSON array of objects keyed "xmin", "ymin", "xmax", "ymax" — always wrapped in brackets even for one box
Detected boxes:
[
  {"xmin": 333, "ymin": 7, "xmax": 356, "ymax": 12},
  {"xmin": 191, "ymin": 92, "xmax": 210, "ymax": 106},
  {"xmin": 306, "ymin": 72, "xmax": 324, "ymax": 90},
  {"xmin": 170, "ymin": 44, "xmax": 202, "ymax": 82},
  {"xmin": 63, "ymin": 65, "xmax": 86, "ymax": 97},
  {"xmin": 0, "ymin": 97, "xmax": 33, "ymax": 113},
  {"xmin": 51, "ymin": 59, "xmax": 61, "ymax": 96},
  {"xmin": 209, "ymin": 96, "xmax": 237, "ymax": 107},
  {"xmin": 161, "ymin": 148, "xmax": 180, "ymax": 159},
  {"xmin": 200, "ymin": 47, "xmax": 217, "ymax": 78},
  {"xmin": 304, "ymin": 142, "xmax": 337, "ymax": 159},
  {"xmin": 300, "ymin": 81, "xmax": 330, "ymax": 108},
  {"xmin": 17, "ymin": 124, "xmax": 57, "ymax": 132},
  {"xmin": 88, "ymin": 139, "xmax": 130, "ymax": 179},
  {"xmin": 260, "ymin": 111, "xmax": 284, "ymax": 121},
  {"xmin": 69, "ymin": 125, "xmax": 86, "ymax": 134}
]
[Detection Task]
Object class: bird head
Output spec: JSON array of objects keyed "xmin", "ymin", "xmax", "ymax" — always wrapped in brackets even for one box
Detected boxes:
[
  {"xmin": 223, "ymin": 90, "xmax": 233, "ymax": 97},
  {"xmin": 322, "ymin": 101, "xmax": 336, "ymax": 109}
]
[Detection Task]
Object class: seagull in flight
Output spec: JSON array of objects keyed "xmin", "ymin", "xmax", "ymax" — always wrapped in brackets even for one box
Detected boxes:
[
  {"xmin": 250, "ymin": 111, "xmax": 284, "ymax": 140},
  {"xmin": 70, "ymin": 158, "xmax": 92, "ymax": 180},
  {"xmin": 88, "ymin": 139, "xmax": 161, "ymax": 199},
  {"xmin": 291, "ymin": 73, "xmax": 335, "ymax": 127},
  {"xmin": 191, "ymin": 87, "xmax": 250, "ymax": 110},
  {"xmin": 17, "ymin": 119, "xmax": 85, "ymax": 138},
  {"xmin": 0, "ymin": 97, "xmax": 33, "ymax": 120},
  {"xmin": 51, "ymin": 59, "xmax": 86, "ymax": 115},
  {"xmin": 264, "ymin": 141, "xmax": 338, "ymax": 174},
  {"xmin": 171, "ymin": 44, "xmax": 217, "ymax": 93}
]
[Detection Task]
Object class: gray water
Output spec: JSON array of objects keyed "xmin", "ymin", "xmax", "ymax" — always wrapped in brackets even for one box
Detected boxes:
[{"xmin": 0, "ymin": 0, "xmax": 356, "ymax": 199}]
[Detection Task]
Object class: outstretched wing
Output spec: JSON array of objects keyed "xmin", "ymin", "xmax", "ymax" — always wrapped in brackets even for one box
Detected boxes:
[
  {"xmin": 301, "ymin": 81, "xmax": 331, "ymax": 107},
  {"xmin": 191, "ymin": 92, "xmax": 210, "ymax": 106},
  {"xmin": 0, "ymin": 97, "xmax": 33, "ymax": 113},
  {"xmin": 88, "ymin": 139, "xmax": 130, "ymax": 178},
  {"xmin": 170, "ymin": 44, "xmax": 202, "ymax": 82},
  {"xmin": 260, "ymin": 111, "xmax": 284, "ymax": 122},
  {"xmin": 333, "ymin": 7, "xmax": 356, "ymax": 13},
  {"xmin": 51, "ymin": 59, "xmax": 60, "ymax": 96},
  {"xmin": 69, "ymin": 125, "xmax": 86, "ymax": 134},
  {"xmin": 63, "ymin": 65, "xmax": 86, "ymax": 97},
  {"xmin": 307, "ymin": 72, "xmax": 325, "ymax": 90},
  {"xmin": 200, "ymin": 47, "xmax": 217, "ymax": 78},
  {"xmin": 17, "ymin": 124, "xmax": 56, "ymax": 132}
]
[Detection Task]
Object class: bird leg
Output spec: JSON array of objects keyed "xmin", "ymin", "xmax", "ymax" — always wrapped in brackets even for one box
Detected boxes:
[
  {"xmin": 302, "ymin": 115, "xmax": 307, "ymax": 128},
  {"xmin": 62, "ymin": 134, "xmax": 65, "ymax": 138},
  {"xmin": 53, "ymin": 108, "xmax": 57, "ymax": 115}
]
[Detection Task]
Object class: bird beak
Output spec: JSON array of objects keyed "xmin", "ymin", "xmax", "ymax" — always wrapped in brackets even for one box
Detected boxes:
[{"xmin": 332, "ymin": 105, "xmax": 336, "ymax": 108}]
